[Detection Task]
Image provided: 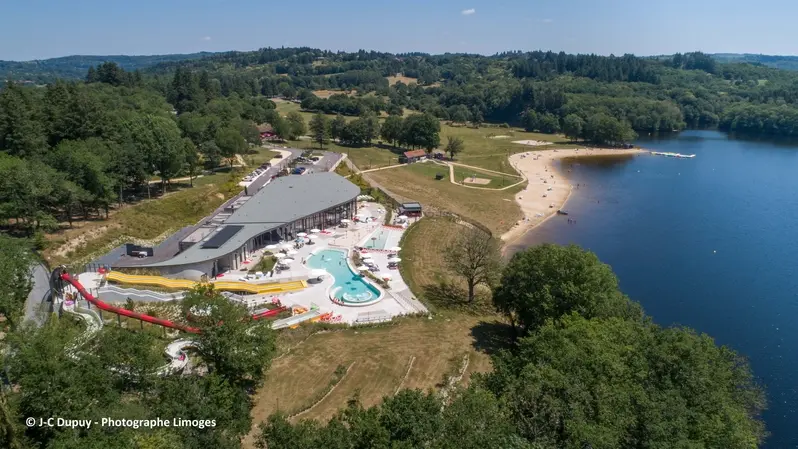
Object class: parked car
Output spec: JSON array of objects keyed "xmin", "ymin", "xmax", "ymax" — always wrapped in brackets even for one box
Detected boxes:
[
  {"xmin": 310, "ymin": 156, "xmax": 320, "ymax": 162},
  {"xmin": 292, "ymin": 167, "xmax": 307, "ymax": 175}
]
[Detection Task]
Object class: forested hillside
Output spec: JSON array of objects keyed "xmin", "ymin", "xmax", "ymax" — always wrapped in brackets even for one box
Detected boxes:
[
  {"xmin": 3, "ymin": 47, "xmax": 798, "ymax": 239},
  {"xmin": 0, "ymin": 52, "xmax": 214, "ymax": 84},
  {"xmin": 712, "ymin": 53, "xmax": 798, "ymax": 71},
  {"xmin": 0, "ymin": 61, "xmax": 271, "ymax": 238},
  {"xmin": 142, "ymin": 48, "xmax": 798, "ymax": 137}
]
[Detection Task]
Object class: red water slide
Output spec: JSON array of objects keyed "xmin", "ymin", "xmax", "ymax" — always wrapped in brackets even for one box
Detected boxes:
[
  {"xmin": 60, "ymin": 272, "xmax": 287, "ymax": 333},
  {"xmin": 60, "ymin": 272, "xmax": 202, "ymax": 334},
  {"xmin": 251, "ymin": 308, "xmax": 285, "ymax": 319}
]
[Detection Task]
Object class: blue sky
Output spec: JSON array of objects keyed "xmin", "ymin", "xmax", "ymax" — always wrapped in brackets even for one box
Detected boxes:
[{"xmin": 2, "ymin": 0, "xmax": 796, "ymax": 60}]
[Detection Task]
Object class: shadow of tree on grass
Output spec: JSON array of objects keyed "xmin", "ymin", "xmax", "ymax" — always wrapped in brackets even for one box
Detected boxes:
[
  {"xmin": 422, "ymin": 280, "xmax": 494, "ymax": 315},
  {"xmin": 469, "ymin": 320, "xmax": 516, "ymax": 356}
]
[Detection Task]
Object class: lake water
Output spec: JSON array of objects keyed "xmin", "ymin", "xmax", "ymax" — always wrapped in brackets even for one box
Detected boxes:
[{"xmin": 508, "ymin": 130, "xmax": 798, "ymax": 448}]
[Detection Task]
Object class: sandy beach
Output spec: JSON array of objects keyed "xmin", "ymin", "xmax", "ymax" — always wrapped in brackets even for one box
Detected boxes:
[{"xmin": 500, "ymin": 147, "xmax": 645, "ymax": 247}]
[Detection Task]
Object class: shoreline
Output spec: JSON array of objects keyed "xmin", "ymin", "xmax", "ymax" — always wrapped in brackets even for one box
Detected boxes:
[{"xmin": 500, "ymin": 147, "xmax": 646, "ymax": 250}]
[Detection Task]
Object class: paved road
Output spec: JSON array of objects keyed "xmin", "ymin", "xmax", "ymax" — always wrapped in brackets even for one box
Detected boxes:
[{"xmin": 24, "ymin": 263, "xmax": 51, "ymax": 326}]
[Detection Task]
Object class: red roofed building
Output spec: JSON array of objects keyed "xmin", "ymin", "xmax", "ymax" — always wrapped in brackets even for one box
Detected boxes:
[{"xmin": 401, "ymin": 149, "xmax": 427, "ymax": 163}]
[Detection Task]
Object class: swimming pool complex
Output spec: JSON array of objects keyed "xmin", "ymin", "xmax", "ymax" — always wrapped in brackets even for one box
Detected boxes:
[{"xmin": 307, "ymin": 249, "xmax": 381, "ymax": 304}]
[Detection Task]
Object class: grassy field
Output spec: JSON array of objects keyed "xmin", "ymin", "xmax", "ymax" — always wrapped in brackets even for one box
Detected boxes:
[
  {"xmin": 386, "ymin": 75, "xmax": 418, "ymax": 86},
  {"xmin": 447, "ymin": 163, "xmax": 522, "ymax": 189},
  {"xmin": 245, "ymin": 314, "xmax": 501, "ymax": 446},
  {"xmin": 398, "ymin": 217, "xmax": 472, "ymax": 303},
  {"xmin": 243, "ymin": 148, "xmax": 281, "ymax": 166},
  {"xmin": 367, "ymin": 164, "xmax": 525, "ymax": 235},
  {"xmin": 44, "ymin": 172, "xmax": 242, "ymax": 267}
]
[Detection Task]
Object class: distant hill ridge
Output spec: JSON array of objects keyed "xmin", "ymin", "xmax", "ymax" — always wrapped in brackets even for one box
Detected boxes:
[
  {"xmin": 0, "ymin": 52, "xmax": 217, "ymax": 83},
  {"xmin": 5, "ymin": 50, "xmax": 798, "ymax": 84}
]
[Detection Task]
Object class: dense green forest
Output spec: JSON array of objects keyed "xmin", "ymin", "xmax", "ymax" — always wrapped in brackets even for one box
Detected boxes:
[
  {"xmin": 141, "ymin": 48, "xmax": 798, "ymax": 137},
  {"xmin": 0, "ymin": 53, "xmax": 214, "ymax": 84}
]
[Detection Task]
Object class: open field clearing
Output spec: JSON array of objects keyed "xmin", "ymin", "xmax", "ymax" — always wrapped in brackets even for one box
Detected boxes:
[
  {"xmin": 449, "ymin": 163, "xmax": 523, "ymax": 188},
  {"xmin": 242, "ymin": 148, "xmax": 281, "ymax": 166},
  {"xmin": 245, "ymin": 314, "xmax": 499, "ymax": 446},
  {"xmin": 386, "ymin": 75, "xmax": 418, "ymax": 85},
  {"xmin": 311, "ymin": 89, "xmax": 355, "ymax": 99},
  {"xmin": 367, "ymin": 164, "xmax": 525, "ymax": 234}
]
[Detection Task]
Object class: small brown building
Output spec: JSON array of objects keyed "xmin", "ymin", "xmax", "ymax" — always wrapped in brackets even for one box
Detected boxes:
[{"xmin": 401, "ymin": 149, "xmax": 427, "ymax": 163}]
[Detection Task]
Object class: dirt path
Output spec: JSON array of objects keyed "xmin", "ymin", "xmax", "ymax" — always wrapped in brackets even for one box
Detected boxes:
[{"xmin": 432, "ymin": 160, "xmax": 526, "ymax": 191}]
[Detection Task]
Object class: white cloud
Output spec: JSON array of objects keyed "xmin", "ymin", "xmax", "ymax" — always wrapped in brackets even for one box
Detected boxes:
[
  {"xmin": 201, "ymin": 36, "xmax": 212, "ymax": 41},
  {"xmin": 540, "ymin": 18, "xmax": 553, "ymax": 23},
  {"xmin": 461, "ymin": 8, "xmax": 476, "ymax": 15}
]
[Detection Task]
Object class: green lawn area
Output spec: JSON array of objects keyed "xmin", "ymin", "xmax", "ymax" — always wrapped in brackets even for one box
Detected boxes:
[
  {"xmin": 449, "ymin": 164, "xmax": 522, "ymax": 189},
  {"xmin": 367, "ymin": 164, "xmax": 525, "ymax": 235},
  {"xmin": 243, "ymin": 147, "xmax": 281, "ymax": 166}
]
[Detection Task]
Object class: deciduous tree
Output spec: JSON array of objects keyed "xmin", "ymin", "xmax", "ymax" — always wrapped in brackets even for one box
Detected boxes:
[
  {"xmin": 444, "ymin": 228, "xmax": 501, "ymax": 303},
  {"xmin": 286, "ymin": 111, "xmax": 306, "ymax": 139},
  {"xmin": 380, "ymin": 115, "xmax": 403, "ymax": 147},
  {"xmin": 444, "ymin": 136, "xmax": 464, "ymax": 160},
  {"xmin": 563, "ymin": 114, "xmax": 585, "ymax": 141},
  {"xmin": 181, "ymin": 284, "xmax": 277, "ymax": 387},
  {"xmin": 492, "ymin": 244, "xmax": 642, "ymax": 334},
  {"xmin": 308, "ymin": 112, "xmax": 329, "ymax": 149},
  {"xmin": 329, "ymin": 114, "xmax": 347, "ymax": 142},
  {"xmin": 0, "ymin": 236, "xmax": 33, "ymax": 331},
  {"xmin": 214, "ymin": 127, "xmax": 247, "ymax": 168}
]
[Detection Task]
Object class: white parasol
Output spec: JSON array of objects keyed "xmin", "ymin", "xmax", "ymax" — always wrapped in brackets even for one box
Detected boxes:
[
  {"xmin": 265, "ymin": 244, "xmax": 278, "ymax": 250},
  {"xmin": 388, "ymin": 257, "xmax": 402, "ymax": 263},
  {"xmin": 296, "ymin": 232, "xmax": 307, "ymax": 237},
  {"xmin": 287, "ymin": 249, "xmax": 298, "ymax": 256},
  {"xmin": 274, "ymin": 253, "xmax": 286, "ymax": 259},
  {"xmin": 340, "ymin": 219, "xmax": 351, "ymax": 223},
  {"xmin": 389, "ymin": 246, "xmax": 401, "ymax": 252},
  {"xmin": 310, "ymin": 228, "xmax": 321, "ymax": 233}
]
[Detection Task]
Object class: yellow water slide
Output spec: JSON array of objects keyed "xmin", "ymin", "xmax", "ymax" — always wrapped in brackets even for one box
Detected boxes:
[{"xmin": 106, "ymin": 272, "xmax": 306, "ymax": 294}]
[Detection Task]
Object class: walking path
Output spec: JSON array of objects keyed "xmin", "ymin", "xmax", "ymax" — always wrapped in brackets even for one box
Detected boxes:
[
  {"xmin": 24, "ymin": 263, "xmax": 50, "ymax": 326},
  {"xmin": 434, "ymin": 160, "xmax": 526, "ymax": 191}
]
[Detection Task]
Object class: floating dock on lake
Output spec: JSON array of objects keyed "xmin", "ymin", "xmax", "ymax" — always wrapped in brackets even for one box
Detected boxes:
[{"xmin": 650, "ymin": 151, "xmax": 696, "ymax": 158}]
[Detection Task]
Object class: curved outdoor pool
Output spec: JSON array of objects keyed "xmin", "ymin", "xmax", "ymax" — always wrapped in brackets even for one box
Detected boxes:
[{"xmin": 307, "ymin": 249, "xmax": 381, "ymax": 304}]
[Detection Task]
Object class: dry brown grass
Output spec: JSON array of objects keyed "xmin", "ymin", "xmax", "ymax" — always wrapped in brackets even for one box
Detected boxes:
[
  {"xmin": 245, "ymin": 315, "xmax": 499, "ymax": 446},
  {"xmin": 386, "ymin": 75, "xmax": 418, "ymax": 86},
  {"xmin": 312, "ymin": 89, "xmax": 354, "ymax": 99},
  {"xmin": 43, "ymin": 175, "xmax": 241, "ymax": 267},
  {"xmin": 398, "ymin": 217, "xmax": 465, "ymax": 295}
]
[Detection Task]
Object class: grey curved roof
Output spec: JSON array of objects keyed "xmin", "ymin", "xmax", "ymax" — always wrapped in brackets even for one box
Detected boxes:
[
  {"xmin": 142, "ymin": 172, "xmax": 359, "ymax": 268},
  {"xmin": 226, "ymin": 172, "xmax": 359, "ymax": 225}
]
